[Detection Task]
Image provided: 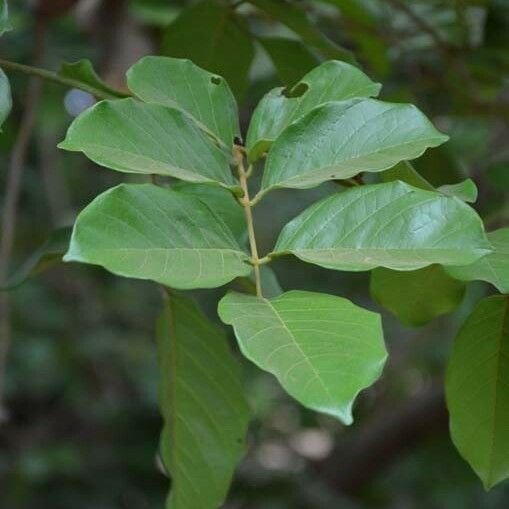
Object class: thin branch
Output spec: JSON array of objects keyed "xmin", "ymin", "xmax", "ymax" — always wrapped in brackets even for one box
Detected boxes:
[
  {"xmin": 0, "ymin": 58, "xmax": 122, "ymax": 100},
  {"xmin": 0, "ymin": 17, "xmax": 47, "ymax": 423},
  {"xmin": 234, "ymin": 146, "xmax": 263, "ymax": 298}
]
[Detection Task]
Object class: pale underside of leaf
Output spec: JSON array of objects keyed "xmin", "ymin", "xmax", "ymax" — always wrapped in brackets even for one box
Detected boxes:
[
  {"xmin": 127, "ymin": 56, "xmax": 240, "ymax": 149},
  {"xmin": 446, "ymin": 295, "xmax": 509, "ymax": 489},
  {"xmin": 64, "ymin": 184, "xmax": 251, "ymax": 289},
  {"xmin": 157, "ymin": 294, "xmax": 249, "ymax": 509},
  {"xmin": 260, "ymin": 99, "xmax": 449, "ymax": 194},
  {"xmin": 219, "ymin": 290, "xmax": 387, "ymax": 424},
  {"xmin": 273, "ymin": 181, "xmax": 491, "ymax": 272}
]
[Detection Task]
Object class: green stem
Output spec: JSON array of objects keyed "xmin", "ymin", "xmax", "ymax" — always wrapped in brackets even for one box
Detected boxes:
[
  {"xmin": 0, "ymin": 58, "xmax": 120, "ymax": 100},
  {"xmin": 235, "ymin": 146, "xmax": 263, "ymax": 298}
]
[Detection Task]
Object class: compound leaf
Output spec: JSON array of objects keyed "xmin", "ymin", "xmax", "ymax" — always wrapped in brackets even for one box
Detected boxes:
[
  {"xmin": 64, "ymin": 184, "xmax": 251, "ymax": 289},
  {"xmin": 219, "ymin": 290, "xmax": 386, "ymax": 424},
  {"xmin": 446, "ymin": 295, "xmax": 509, "ymax": 489},
  {"xmin": 157, "ymin": 294, "xmax": 249, "ymax": 508},
  {"xmin": 127, "ymin": 56, "xmax": 239, "ymax": 149},
  {"xmin": 261, "ymin": 99, "xmax": 448, "ymax": 194},
  {"xmin": 246, "ymin": 61, "xmax": 380, "ymax": 162},
  {"xmin": 446, "ymin": 228, "xmax": 509, "ymax": 293},
  {"xmin": 58, "ymin": 98, "xmax": 239, "ymax": 192},
  {"xmin": 273, "ymin": 181, "xmax": 491, "ymax": 272},
  {"xmin": 370, "ymin": 265, "xmax": 465, "ymax": 326}
]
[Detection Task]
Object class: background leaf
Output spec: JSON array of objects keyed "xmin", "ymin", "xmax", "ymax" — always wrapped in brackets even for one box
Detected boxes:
[
  {"xmin": 370, "ymin": 265, "xmax": 466, "ymax": 326},
  {"xmin": 0, "ymin": 67, "xmax": 11, "ymax": 130},
  {"xmin": 446, "ymin": 295, "xmax": 509, "ymax": 489},
  {"xmin": 58, "ymin": 98, "xmax": 238, "ymax": 191},
  {"xmin": 258, "ymin": 37, "xmax": 320, "ymax": 87},
  {"xmin": 261, "ymin": 98, "xmax": 449, "ymax": 193},
  {"xmin": 381, "ymin": 161, "xmax": 435, "ymax": 191},
  {"xmin": 446, "ymin": 228, "xmax": 509, "ymax": 293},
  {"xmin": 0, "ymin": 0, "xmax": 11, "ymax": 36},
  {"xmin": 273, "ymin": 181, "xmax": 491, "ymax": 271},
  {"xmin": 127, "ymin": 56, "xmax": 239, "ymax": 148},
  {"xmin": 0, "ymin": 227, "xmax": 71, "ymax": 291},
  {"xmin": 157, "ymin": 294, "xmax": 249, "ymax": 509},
  {"xmin": 219, "ymin": 290, "xmax": 386, "ymax": 424},
  {"xmin": 438, "ymin": 178, "xmax": 478, "ymax": 203},
  {"xmin": 247, "ymin": 0, "xmax": 355, "ymax": 63},
  {"xmin": 246, "ymin": 60, "xmax": 380, "ymax": 162},
  {"xmin": 58, "ymin": 59, "xmax": 128, "ymax": 99},
  {"xmin": 64, "ymin": 184, "xmax": 251, "ymax": 289},
  {"xmin": 161, "ymin": 0, "xmax": 254, "ymax": 100}
]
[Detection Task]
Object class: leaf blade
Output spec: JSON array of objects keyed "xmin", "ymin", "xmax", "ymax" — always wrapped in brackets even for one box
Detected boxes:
[
  {"xmin": 246, "ymin": 60, "xmax": 380, "ymax": 162},
  {"xmin": 127, "ymin": 56, "xmax": 239, "ymax": 148},
  {"xmin": 64, "ymin": 184, "xmax": 251, "ymax": 289},
  {"xmin": 370, "ymin": 265, "xmax": 465, "ymax": 327},
  {"xmin": 273, "ymin": 181, "xmax": 491, "ymax": 272},
  {"xmin": 446, "ymin": 228, "xmax": 509, "ymax": 293},
  {"xmin": 219, "ymin": 290, "xmax": 387, "ymax": 424},
  {"xmin": 58, "ymin": 98, "xmax": 238, "ymax": 191},
  {"xmin": 261, "ymin": 99, "xmax": 449, "ymax": 193},
  {"xmin": 157, "ymin": 294, "xmax": 249, "ymax": 509},
  {"xmin": 446, "ymin": 295, "xmax": 509, "ymax": 489},
  {"xmin": 0, "ymin": 67, "xmax": 11, "ymax": 130}
]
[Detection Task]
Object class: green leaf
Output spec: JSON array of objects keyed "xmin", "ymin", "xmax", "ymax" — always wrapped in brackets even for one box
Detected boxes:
[
  {"xmin": 0, "ymin": 227, "xmax": 71, "ymax": 291},
  {"xmin": 161, "ymin": 0, "xmax": 254, "ymax": 100},
  {"xmin": 64, "ymin": 184, "xmax": 251, "ymax": 289},
  {"xmin": 438, "ymin": 179, "xmax": 478, "ymax": 203},
  {"xmin": 58, "ymin": 59, "xmax": 128, "ymax": 99},
  {"xmin": 127, "ymin": 56, "xmax": 239, "ymax": 149},
  {"xmin": 247, "ymin": 0, "xmax": 355, "ymax": 63},
  {"xmin": 157, "ymin": 294, "xmax": 249, "ymax": 509},
  {"xmin": 218, "ymin": 290, "xmax": 386, "ymax": 424},
  {"xmin": 58, "ymin": 98, "xmax": 239, "ymax": 192},
  {"xmin": 446, "ymin": 228, "xmax": 509, "ymax": 294},
  {"xmin": 258, "ymin": 37, "xmax": 320, "ymax": 87},
  {"xmin": 273, "ymin": 181, "xmax": 491, "ymax": 272},
  {"xmin": 370, "ymin": 265, "xmax": 465, "ymax": 327},
  {"xmin": 0, "ymin": 0, "xmax": 11, "ymax": 36},
  {"xmin": 261, "ymin": 99, "xmax": 449, "ymax": 194},
  {"xmin": 381, "ymin": 161, "xmax": 435, "ymax": 191},
  {"xmin": 246, "ymin": 61, "xmax": 380, "ymax": 162},
  {"xmin": 446, "ymin": 295, "xmax": 509, "ymax": 489},
  {"xmin": 0, "ymin": 67, "xmax": 11, "ymax": 130},
  {"xmin": 171, "ymin": 182, "xmax": 246, "ymax": 246}
]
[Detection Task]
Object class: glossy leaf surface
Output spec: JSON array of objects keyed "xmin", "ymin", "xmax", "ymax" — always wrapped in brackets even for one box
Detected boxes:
[
  {"xmin": 446, "ymin": 295, "xmax": 509, "ymax": 489},
  {"xmin": 261, "ymin": 99, "xmax": 449, "ymax": 193},
  {"xmin": 64, "ymin": 184, "xmax": 251, "ymax": 289},
  {"xmin": 219, "ymin": 290, "xmax": 386, "ymax": 424},
  {"xmin": 157, "ymin": 294, "xmax": 249, "ymax": 508},
  {"xmin": 370, "ymin": 265, "xmax": 465, "ymax": 326},
  {"xmin": 127, "ymin": 56, "xmax": 239, "ymax": 148},
  {"xmin": 274, "ymin": 181, "xmax": 491, "ymax": 271},
  {"xmin": 58, "ymin": 98, "xmax": 238, "ymax": 191},
  {"xmin": 161, "ymin": 0, "xmax": 254, "ymax": 99},
  {"xmin": 446, "ymin": 228, "xmax": 509, "ymax": 293},
  {"xmin": 246, "ymin": 61, "xmax": 380, "ymax": 162}
]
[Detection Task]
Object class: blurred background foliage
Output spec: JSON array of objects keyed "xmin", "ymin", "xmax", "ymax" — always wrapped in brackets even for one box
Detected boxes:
[{"xmin": 0, "ymin": 0, "xmax": 508, "ymax": 508}]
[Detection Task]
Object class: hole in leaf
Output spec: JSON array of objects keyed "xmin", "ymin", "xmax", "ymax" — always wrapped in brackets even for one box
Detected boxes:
[
  {"xmin": 282, "ymin": 82, "xmax": 309, "ymax": 98},
  {"xmin": 211, "ymin": 76, "xmax": 222, "ymax": 85}
]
